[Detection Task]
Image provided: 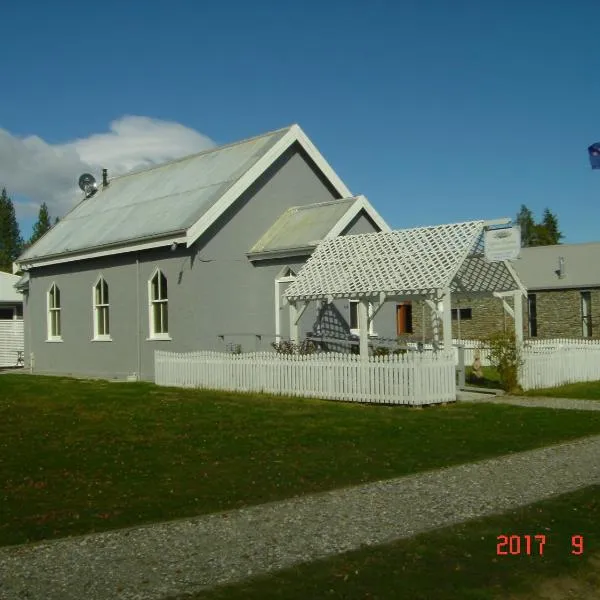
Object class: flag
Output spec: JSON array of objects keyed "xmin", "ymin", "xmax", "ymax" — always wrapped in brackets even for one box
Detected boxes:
[{"xmin": 589, "ymin": 143, "xmax": 600, "ymax": 169}]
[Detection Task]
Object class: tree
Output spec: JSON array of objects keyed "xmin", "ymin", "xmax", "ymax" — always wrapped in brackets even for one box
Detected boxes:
[
  {"xmin": 515, "ymin": 205, "xmax": 563, "ymax": 247},
  {"xmin": 515, "ymin": 205, "xmax": 537, "ymax": 247},
  {"xmin": 536, "ymin": 208, "xmax": 563, "ymax": 246},
  {"xmin": 0, "ymin": 187, "xmax": 23, "ymax": 273},
  {"xmin": 29, "ymin": 202, "xmax": 53, "ymax": 245}
]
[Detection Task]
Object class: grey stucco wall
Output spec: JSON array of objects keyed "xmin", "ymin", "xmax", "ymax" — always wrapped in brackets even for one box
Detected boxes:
[{"xmin": 26, "ymin": 145, "xmax": 375, "ymax": 380}]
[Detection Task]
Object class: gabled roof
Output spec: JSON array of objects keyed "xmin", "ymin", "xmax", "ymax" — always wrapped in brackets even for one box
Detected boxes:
[
  {"xmin": 285, "ymin": 220, "xmax": 524, "ymax": 301},
  {"xmin": 0, "ymin": 271, "xmax": 22, "ymax": 302},
  {"xmin": 512, "ymin": 242, "xmax": 600, "ymax": 290},
  {"xmin": 17, "ymin": 124, "xmax": 352, "ymax": 269},
  {"xmin": 247, "ymin": 195, "xmax": 390, "ymax": 260}
]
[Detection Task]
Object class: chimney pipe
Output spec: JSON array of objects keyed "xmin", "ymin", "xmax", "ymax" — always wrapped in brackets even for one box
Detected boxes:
[
  {"xmin": 558, "ymin": 256, "xmax": 565, "ymax": 279},
  {"xmin": 102, "ymin": 168, "xmax": 109, "ymax": 188}
]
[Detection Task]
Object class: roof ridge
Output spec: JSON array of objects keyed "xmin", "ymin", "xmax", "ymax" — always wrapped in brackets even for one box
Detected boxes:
[{"xmin": 107, "ymin": 124, "xmax": 297, "ymax": 183}]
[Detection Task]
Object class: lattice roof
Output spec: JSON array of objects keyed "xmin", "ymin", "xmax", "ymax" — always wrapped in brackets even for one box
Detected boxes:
[{"xmin": 284, "ymin": 220, "xmax": 523, "ymax": 301}]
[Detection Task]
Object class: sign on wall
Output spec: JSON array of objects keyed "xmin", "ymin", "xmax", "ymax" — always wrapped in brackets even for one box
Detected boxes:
[{"xmin": 484, "ymin": 226, "xmax": 521, "ymax": 262}]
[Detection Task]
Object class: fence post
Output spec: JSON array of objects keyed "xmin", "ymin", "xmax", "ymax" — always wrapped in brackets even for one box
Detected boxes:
[{"xmin": 456, "ymin": 344, "xmax": 465, "ymax": 388}]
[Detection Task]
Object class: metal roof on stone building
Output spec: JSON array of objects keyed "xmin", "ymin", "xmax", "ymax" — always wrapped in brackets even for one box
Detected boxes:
[{"xmin": 513, "ymin": 242, "xmax": 600, "ymax": 290}]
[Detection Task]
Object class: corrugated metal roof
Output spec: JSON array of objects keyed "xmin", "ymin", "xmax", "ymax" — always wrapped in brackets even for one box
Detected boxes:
[
  {"xmin": 19, "ymin": 126, "xmax": 292, "ymax": 261},
  {"xmin": 249, "ymin": 198, "xmax": 358, "ymax": 254},
  {"xmin": 512, "ymin": 242, "xmax": 600, "ymax": 290},
  {"xmin": 0, "ymin": 272, "xmax": 22, "ymax": 302}
]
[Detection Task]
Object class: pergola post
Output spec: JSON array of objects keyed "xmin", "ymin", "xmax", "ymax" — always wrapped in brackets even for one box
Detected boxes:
[
  {"xmin": 441, "ymin": 288, "xmax": 452, "ymax": 351},
  {"xmin": 357, "ymin": 299, "xmax": 369, "ymax": 360},
  {"xmin": 289, "ymin": 301, "xmax": 298, "ymax": 344}
]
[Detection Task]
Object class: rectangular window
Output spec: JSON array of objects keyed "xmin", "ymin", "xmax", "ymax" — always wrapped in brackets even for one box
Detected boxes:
[
  {"xmin": 349, "ymin": 301, "xmax": 375, "ymax": 335},
  {"xmin": 0, "ymin": 307, "xmax": 14, "ymax": 320},
  {"xmin": 47, "ymin": 283, "xmax": 61, "ymax": 340},
  {"xmin": 396, "ymin": 303, "xmax": 413, "ymax": 334},
  {"xmin": 581, "ymin": 291, "xmax": 592, "ymax": 337},
  {"xmin": 451, "ymin": 308, "xmax": 472, "ymax": 320},
  {"xmin": 528, "ymin": 293, "xmax": 537, "ymax": 338}
]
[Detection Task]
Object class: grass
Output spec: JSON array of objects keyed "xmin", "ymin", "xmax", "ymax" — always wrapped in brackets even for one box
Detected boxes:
[
  {"xmin": 465, "ymin": 366, "xmax": 502, "ymax": 389},
  {"xmin": 186, "ymin": 485, "xmax": 600, "ymax": 600},
  {"xmin": 3, "ymin": 374, "xmax": 600, "ymax": 547},
  {"xmin": 525, "ymin": 380, "xmax": 600, "ymax": 400}
]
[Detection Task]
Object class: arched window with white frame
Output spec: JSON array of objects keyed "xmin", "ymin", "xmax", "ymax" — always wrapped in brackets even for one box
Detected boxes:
[
  {"xmin": 149, "ymin": 269, "xmax": 169, "ymax": 338},
  {"xmin": 93, "ymin": 276, "xmax": 111, "ymax": 340},
  {"xmin": 47, "ymin": 283, "xmax": 62, "ymax": 340}
]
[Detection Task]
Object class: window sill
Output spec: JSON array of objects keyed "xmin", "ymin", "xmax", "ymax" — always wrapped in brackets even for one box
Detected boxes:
[
  {"xmin": 350, "ymin": 329, "xmax": 378, "ymax": 337},
  {"xmin": 46, "ymin": 338, "xmax": 63, "ymax": 343},
  {"xmin": 146, "ymin": 334, "xmax": 172, "ymax": 341},
  {"xmin": 91, "ymin": 336, "xmax": 113, "ymax": 342}
]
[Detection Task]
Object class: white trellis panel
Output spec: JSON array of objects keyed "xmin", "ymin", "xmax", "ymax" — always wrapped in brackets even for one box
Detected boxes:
[{"xmin": 285, "ymin": 220, "xmax": 503, "ymax": 301}]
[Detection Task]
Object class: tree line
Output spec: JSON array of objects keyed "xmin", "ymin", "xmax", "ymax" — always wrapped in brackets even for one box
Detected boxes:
[
  {"xmin": 515, "ymin": 205, "xmax": 563, "ymax": 247},
  {"xmin": 0, "ymin": 187, "xmax": 57, "ymax": 273}
]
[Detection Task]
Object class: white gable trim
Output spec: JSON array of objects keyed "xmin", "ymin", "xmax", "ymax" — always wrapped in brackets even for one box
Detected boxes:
[
  {"xmin": 186, "ymin": 124, "xmax": 353, "ymax": 248},
  {"xmin": 325, "ymin": 195, "xmax": 391, "ymax": 239}
]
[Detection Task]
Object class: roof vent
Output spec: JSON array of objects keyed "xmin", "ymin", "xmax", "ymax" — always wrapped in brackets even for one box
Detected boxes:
[
  {"xmin": 102, "ymin": 168, "xmax": 109, "ymax": 189},
  {"xmin": 558, "ymin": 256, "xmax": 566, "ymax": 279},
  {"xmin": 78, "ymin": 173, "xmax": 98, "ymax": 199}
]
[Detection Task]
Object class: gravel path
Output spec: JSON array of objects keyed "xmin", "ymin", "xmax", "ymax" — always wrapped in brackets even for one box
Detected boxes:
[
  {"xmin": 1, "ymin": 435, "xmax": 600, "ymax": 600},
  {"xmin": 459, "ymin": 393, "xmax": 600, "ymax": 411}
]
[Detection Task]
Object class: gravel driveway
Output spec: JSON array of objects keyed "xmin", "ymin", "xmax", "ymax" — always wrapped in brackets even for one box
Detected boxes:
[{"xmin": 1, "ymin": 432, "xmax": 599, "ymax": 600}]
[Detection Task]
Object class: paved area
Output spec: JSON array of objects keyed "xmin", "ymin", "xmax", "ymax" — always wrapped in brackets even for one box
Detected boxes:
[
  {"xmin": 1, "ymin": 434, "xmax": 599, "ymax": 600},
  {"xmin": 459, "ymin": 391, "xmax": 600, "ymax": 411}
]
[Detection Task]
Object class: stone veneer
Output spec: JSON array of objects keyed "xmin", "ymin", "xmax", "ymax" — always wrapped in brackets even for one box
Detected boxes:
[{"xmin": 394, "ymin": 288, "xmax": 600, "ymax": 342}]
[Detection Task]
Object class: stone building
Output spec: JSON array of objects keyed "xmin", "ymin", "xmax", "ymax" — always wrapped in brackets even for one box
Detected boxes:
[{"xmin": 391, "ymin": 242, "xmax": 600, "ymax": 342}]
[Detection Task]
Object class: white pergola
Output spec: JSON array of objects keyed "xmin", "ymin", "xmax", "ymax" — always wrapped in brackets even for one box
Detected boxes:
[{"xmin": 283, "ymin": 219, "xmax": 526, "ymax": 359}]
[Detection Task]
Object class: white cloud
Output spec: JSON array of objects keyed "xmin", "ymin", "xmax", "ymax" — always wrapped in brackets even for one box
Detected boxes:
[{"xmin": 0, "ymin": 116, "xmax": 215, "ymax": 221}]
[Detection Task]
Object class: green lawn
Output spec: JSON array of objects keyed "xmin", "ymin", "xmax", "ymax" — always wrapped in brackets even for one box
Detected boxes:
[
  {"xmin": 525, "ymin": 380, "xmax": 600, "ymax": 400},
  {"xmin": 3, "ymin": 374, "xmax": 600, "ymax": 547},
  {"xmin": 188, "ymin": 485, "xmax": 599, "ymax": 600}
]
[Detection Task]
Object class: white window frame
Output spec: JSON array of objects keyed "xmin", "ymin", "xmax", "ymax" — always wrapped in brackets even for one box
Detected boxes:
[
  {"xmin": 349, "ymin": 300, "xmax": 376, "ymax": 336},
  {"xmin": 581, "ymin": 290, "xmax": 592, "ymax": 338},
  {"xmin": 92, "ymin": 276, "xmax": 111, "ymax": 341},
  {"xmin": 47, "ymin": 283, "xmax": 62, "ymax": 342},
  {"xmin": 148, "ymin": 268, "xmax": 171, "ymax": 340}
]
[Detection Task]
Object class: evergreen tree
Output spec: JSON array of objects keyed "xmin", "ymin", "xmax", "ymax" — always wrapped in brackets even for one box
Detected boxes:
[
  {"xmin": 0, "ymin": 187, "xmax": 23, "ymax": 273},
  {"xmin": 536, "ymin": 208, "xmax": 563, "ymax": 246},
  {"xmin": 515, "ymin": 205, "xmax": 537, "ymax": 247},
  {"xmin": 515, "ymin": 205, "xmax": 563, "ymax": 247},
  {"xmin": 29, "ymin": 202, "xmax": 53, "ymax": 245}
]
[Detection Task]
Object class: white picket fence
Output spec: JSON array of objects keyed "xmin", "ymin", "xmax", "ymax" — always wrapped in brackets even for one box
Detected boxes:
[
  {"xmin": 0, "ymin": 319, "xmax": 24, "ymax": 367},
  {"xmin": 155, "ymin": 350, "xmax": 456, "ymax": 405},
  {"xmin": 521, "ymin": 338, "xmax": 600, "ymax": 390}
]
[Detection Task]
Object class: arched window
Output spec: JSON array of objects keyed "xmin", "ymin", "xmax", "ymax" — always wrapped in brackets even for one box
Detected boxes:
[
  {"xmin": 149, "ymin": 269, "xmax": 169, "ymax": 337},
  {"xmin": 93, "ymin": 277, "xmax": 110, "ymax": 339},
  {"xmin": 47, "ymin": 283, "xmax": 62, "ymax": 340}
]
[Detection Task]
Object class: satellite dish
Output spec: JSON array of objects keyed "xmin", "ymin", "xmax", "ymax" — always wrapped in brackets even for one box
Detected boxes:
[{"xmin": 78, "ymin": 173, "xmax": 98, "ymax": 198}]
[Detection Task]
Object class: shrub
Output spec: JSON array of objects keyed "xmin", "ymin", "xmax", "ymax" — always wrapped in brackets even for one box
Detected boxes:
[
  {"xmin": 271, "ymin": 339, "xmax": 317, "ymax": 355},
  {"xmin": 485, "ymin": 331, "xmax": 523, "ymax": 393}
]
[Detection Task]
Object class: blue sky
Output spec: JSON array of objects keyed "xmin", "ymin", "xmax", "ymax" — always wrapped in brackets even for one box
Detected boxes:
[{"xmin": 2, "ymin": 0, "xmax": 600, "ymax": 242}]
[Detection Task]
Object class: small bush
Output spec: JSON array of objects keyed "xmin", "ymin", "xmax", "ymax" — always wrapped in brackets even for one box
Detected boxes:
[
  {"xmin": 485, "ymin": 331, "xmax": 523, "ymax": 393},
  {"xmin": 271, "ymin": 339, "xmax": 317, "ymax": 355}
]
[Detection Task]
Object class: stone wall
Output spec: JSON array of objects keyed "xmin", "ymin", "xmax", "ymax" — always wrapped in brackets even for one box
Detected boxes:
[
  {"xmin": 399, "ymin": 297, "xmax": 512, "ymax": 343},
  {"xmin": 399, "ymin": 288, "xmax": 600, "ymax": 341},
  {"xmin": 526, "ymin": 288, "xmax": 600, "ymax": 339}
]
